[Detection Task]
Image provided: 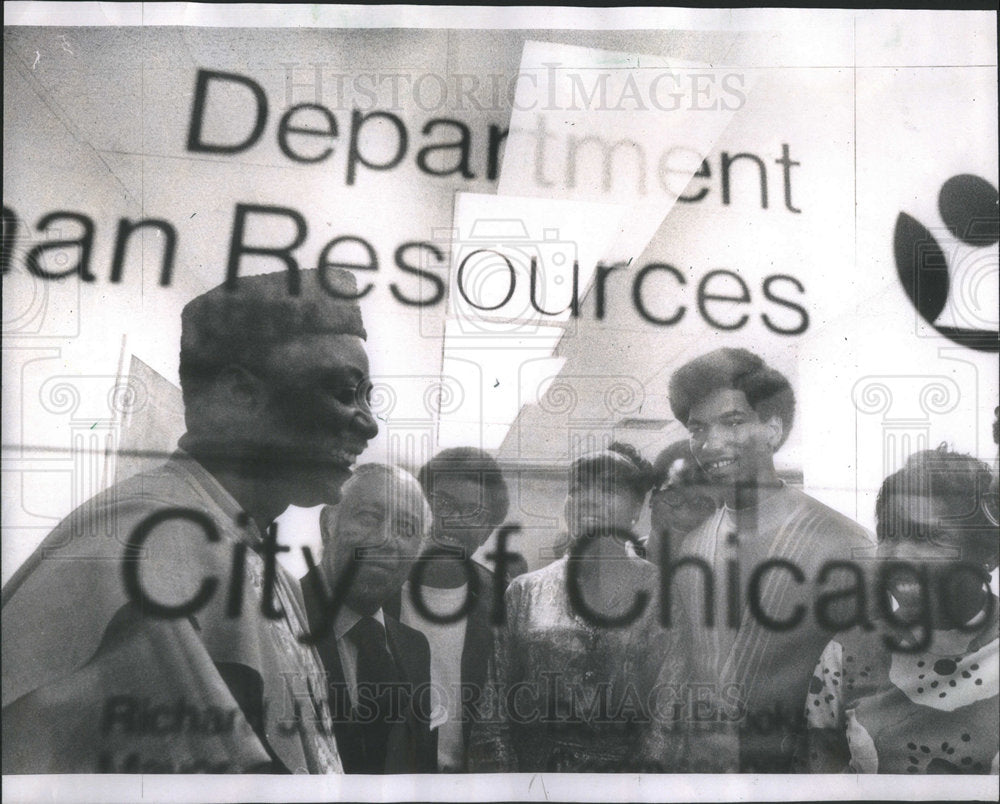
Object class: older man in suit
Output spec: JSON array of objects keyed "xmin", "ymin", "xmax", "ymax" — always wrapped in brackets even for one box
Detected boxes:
[{"xmin": 301, "ymin": 464, "xmax": 437, "ymax": 774}]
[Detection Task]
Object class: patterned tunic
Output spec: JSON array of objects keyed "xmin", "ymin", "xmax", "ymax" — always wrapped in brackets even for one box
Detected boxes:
[
  {"xmin": 2, "ymin": 450, "xmax": 341, "ymax": 773},
  {"xmin": 801, "ymin": 611, "xmax": 999, "ymax": 774}
]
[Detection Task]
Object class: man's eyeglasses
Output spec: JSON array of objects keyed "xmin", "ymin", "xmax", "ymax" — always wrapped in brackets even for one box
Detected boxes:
[{"xmin": 429, "ymin": 492, "xmax": 491, "ymax": 522}]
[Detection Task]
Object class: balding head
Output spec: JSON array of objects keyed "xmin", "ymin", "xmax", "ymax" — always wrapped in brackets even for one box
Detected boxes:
[{"xmin": 320, "ymin": 464, "xmax": 430, "ymax": 615}]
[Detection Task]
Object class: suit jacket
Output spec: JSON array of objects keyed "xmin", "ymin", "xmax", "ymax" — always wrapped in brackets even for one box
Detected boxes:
[{"xmin": 301, "ymin": 569, "xmax": 437, "ymax": 774}]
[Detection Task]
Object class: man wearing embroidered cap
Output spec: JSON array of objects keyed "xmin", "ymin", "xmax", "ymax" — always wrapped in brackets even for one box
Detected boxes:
[{"xmin": 2, "ymin": 269, "xmax": 378, "ymax": 774}]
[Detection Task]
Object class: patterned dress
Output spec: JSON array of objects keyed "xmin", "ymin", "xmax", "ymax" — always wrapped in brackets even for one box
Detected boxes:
[
  {"xmin": 801, "ymin": 610, "xmax": 999, "ymax": 774},
  {"xmin": 467, "ymin": 555, "xmax": 671, "ymax": 772}
]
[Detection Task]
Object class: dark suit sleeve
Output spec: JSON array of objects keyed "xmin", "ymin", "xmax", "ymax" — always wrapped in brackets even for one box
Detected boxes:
[
  {"xmin": 410, "ymin": 629, "xmax": 438, "ymax": 773},
  {"xmin": 386, "ymin": 617, "xmax": 439, "ymax": 773}
]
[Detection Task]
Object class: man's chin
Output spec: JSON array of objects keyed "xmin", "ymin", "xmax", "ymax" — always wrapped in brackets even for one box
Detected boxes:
[
  {"xmin": 701, "ymin": 463, "xmax": 738, "ymax": 484},
  {"xmin": 714, "ymin": 471, "xmax": 765, "ymax": 492},
  {"xmin": 213, "ymin": 444, "xmax": 358, "ymax": 482},
  {"xmin": 295, "ymin": 464, "xmax": 357, "ymax": 505}
]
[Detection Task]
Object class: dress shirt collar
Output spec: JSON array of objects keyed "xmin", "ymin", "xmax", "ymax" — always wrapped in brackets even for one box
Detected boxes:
[{"xmin": 335, "ymin": 605, "xmax": 386, "ymax": 642}]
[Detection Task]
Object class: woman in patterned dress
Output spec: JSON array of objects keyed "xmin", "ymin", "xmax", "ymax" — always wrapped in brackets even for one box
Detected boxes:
[
  {"xmin": 801, "ymin": 447, "xmax": 999, "ymax": 774},
  {"xmin": 468, "ymin": 442, "xmax": 672, "ymax": 772}
]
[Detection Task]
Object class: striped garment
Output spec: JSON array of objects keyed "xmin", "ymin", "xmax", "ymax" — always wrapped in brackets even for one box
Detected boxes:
[{"xmin": 647, "ymin": 483, "xmax": 874, "ymax": 772}]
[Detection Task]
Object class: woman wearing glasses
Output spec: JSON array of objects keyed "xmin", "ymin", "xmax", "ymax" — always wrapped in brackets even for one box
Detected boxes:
[
  {"xmin": 647, "ymin": 439, "xmax": 719, "ymax": 562},
  {"xmin": 469, "ymin": 442, "xmax": 672, "ymax": 772}
]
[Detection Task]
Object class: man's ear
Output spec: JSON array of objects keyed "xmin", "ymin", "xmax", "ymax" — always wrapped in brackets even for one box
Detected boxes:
[
  {"xmin": 763, "ymin": 415, "xmax": 784, "ymax": 450},
  {"xmin": 217, "ymin": 364, "xmax": 267, "ymax": 410}
]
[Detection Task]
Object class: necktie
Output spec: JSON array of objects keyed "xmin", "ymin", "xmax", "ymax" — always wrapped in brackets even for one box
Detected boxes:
[{"xmin": 349, "ymin": 616, "xmax": 400, "ymax": 773}]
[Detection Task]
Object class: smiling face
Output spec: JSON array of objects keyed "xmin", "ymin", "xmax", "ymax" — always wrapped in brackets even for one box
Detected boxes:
[
  {"xmin": 566, "ymin": 474, "xmax": 643, "ymax": 539},
  {"xmin": 878, "ymin": 492, "xmax": 999, "ymax": 616},
  {"xmin": 256, "ymin": 333, "xmax": 379, "ymax": 507},
  {"xmin": 322, "ymin": 469, "xmax": 427, "ymax": 615},
  {"xmin": 427, "ymin": 477, "xmax": 496, "ymax": 555},
  {"xmin": 686, "ymin": 387, "xmax": 782, "ymax": 489}
]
